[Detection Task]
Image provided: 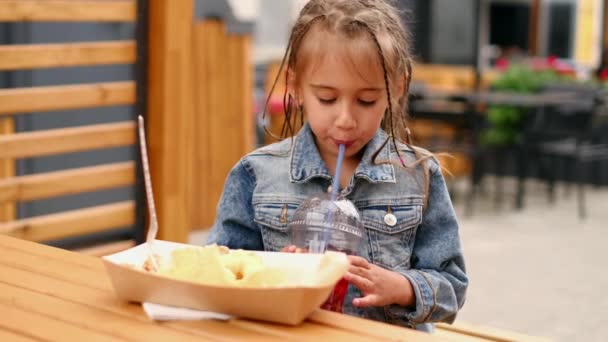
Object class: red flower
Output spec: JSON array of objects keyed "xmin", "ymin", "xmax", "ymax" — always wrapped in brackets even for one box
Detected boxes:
[
  {"xmin": 495, "ymin": 57, "xmax": 509, "ymax": 71},
  {"xmin": 547, "ymin": 55, "xmax": 558, "ymax": 67}
]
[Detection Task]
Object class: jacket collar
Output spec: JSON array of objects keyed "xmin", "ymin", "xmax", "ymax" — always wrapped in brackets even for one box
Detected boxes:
[{"xmin": 289, "ymin": 123, "xmax": 395, "ymax": 184}]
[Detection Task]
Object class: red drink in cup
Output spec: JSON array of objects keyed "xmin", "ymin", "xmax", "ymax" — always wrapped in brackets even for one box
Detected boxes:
[
  {"xmin": 288, "ymin": 193, "xmax": 364, "ymax": 313},
  {"xmin": 321, "ymin": 275, "xmax": 350, "ymax": 312}
]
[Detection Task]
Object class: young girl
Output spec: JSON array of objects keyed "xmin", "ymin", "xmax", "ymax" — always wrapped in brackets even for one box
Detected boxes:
[{"xmin": 207, "ymin": 0, "xmax": 467, "ymax": 332}]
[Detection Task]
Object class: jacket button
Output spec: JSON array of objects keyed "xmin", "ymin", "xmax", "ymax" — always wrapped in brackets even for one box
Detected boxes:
[{"xmin": 384, "ymin": 213, "xmax": 397, "ymax": 226}]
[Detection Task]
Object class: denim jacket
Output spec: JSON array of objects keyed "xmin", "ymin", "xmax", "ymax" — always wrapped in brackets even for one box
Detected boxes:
[{"xmin": 207, "ymin": 123, "xmax": 468, "ymax": 332}]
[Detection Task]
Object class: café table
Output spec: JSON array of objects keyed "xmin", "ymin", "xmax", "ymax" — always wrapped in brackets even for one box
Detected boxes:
[{"xmin": 0, "ymin": 234, "xmax": 470, "ymax": 341}]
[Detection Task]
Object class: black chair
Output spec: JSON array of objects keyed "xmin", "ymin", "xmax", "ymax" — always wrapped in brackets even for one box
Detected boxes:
[{"xmin": 516, "ymin": 84, "xmax": 608, "ymax": 219}]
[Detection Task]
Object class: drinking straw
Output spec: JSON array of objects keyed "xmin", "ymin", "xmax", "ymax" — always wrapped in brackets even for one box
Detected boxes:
[
  {"xmin": 331, "ymin": 144, "xmax": 346, "ymax": 201},
  {"xmin": 313, "ymin": 143, "xmax": 346, "ymax": 254}
]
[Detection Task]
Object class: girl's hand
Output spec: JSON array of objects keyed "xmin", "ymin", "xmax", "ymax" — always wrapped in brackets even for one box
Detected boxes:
[
  {"xmin": 280, "ymin": 245, "xmax": 307, "ymax": 253},
  {"xmin": 281, "ymin": 245, "xmax": 297, "ymax": 253},
  {"xmin": 345, "ymin": 255, "xmax": 415, "ymax": 308}
]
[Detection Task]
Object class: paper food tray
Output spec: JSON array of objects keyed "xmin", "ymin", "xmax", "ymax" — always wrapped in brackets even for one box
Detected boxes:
[{"xmin": 102, "ymin": 240, "xmax": 349, "ymax": 325}]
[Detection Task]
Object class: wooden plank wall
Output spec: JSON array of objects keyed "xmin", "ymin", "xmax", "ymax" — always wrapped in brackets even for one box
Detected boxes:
[
  {"xmin": 0, "ymin": 0, "xmax": 138, "ymax": 249},
  {"xmin": 1, "ymin": 0, "xmax": 257, "ymax": 242},
  {"xmin": 191, "ymin": 20, "xmax": 254, "ymax": 230},
  {"xmin": 0, "ymin": 1, "xmax": 136, "ymax": 22}
]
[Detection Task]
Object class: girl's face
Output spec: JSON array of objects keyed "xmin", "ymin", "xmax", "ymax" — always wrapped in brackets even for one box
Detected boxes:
[{"xmin": 291, "ymin": 32, "xmax": 388, "ymax": 162}]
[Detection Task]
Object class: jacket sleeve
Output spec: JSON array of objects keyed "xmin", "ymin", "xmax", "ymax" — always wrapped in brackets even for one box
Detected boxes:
[
  {"xmin": 386, "ymin": 160, "xmax": 468, "ymax": 326},
  {"xmin": 206, "ymin": 158, "xmax": 264, "ymax": 251}
]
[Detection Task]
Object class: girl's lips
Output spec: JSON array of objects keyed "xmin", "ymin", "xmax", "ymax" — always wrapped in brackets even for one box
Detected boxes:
[{"xmin": 333, "ymin": 140, "xmax": 355, "ymax": 148}]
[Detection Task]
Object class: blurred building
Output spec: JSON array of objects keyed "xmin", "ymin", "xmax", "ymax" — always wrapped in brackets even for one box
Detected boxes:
[{"xmin": 247, "ymin": 0, "xmax": 605, "ymax": 72}]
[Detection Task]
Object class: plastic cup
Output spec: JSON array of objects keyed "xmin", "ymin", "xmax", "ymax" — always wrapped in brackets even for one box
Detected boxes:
[{"xmin": 288, "ymin": 193, "xmax": 364, "ymax": 312}]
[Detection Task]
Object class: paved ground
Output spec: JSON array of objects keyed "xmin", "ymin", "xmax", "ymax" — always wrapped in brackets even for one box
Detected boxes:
[
  {"xmin": 451, "ymin": 177, "xmax": 608, "ymax": 342},
  {"xmin": 190, "ymin": 177, "xmax": 608, "ymax": 342}
]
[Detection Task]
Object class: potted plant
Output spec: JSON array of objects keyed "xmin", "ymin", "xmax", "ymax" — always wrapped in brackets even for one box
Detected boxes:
[{"xmin": 481, "ymin": 60, "xmax": 565, "ymax": 147}]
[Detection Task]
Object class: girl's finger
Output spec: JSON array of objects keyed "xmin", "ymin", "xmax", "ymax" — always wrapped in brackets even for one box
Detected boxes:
[
  {"xmin": 281, "ymin": 245, "xmax": 297, "ymax": 253},
  {"xmin": 348, "ymin": 265, "xmax": 371, "ymax": 279},
  {"xmin": 347, "ymin": 255, "xmax": 370, "ymax": 269},
  {"xmin": 344, "ymin": 272, "xmax": 373, "ymax": 292},
  {"xmin": 353, "ymin": 294, "xmax": 380, "ymax": 308}
]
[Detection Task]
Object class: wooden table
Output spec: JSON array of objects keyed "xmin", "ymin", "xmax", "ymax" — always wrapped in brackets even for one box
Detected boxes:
[{"xmin": 0, "ymin": 235, "xmax": 458, "ymax": 341}]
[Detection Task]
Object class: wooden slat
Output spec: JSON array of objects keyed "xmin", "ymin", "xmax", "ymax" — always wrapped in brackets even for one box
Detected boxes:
[
  {"xmin": 0, "ymin": 118, "xmax": 15, "ymax": 222},
  {"xmin": 0, "ymin": 121, "xmax": 135, "ymax": 159},
  {"xmin": 0, "ymin": 41, "xmax": 136, "ymax": 71},
  {"xmin": 0, "ymin": 81, "xmax": 135, "ymax": 115},
  {"xmin": 436, "ymin": 323, "xmax": 551, "ymax": 342},
  {"xmin": 75, "ymin": 240, "xmax": 135, "ymax": 257},
  {"xmin": 0, "ymin": 241, "xmax": 116, "ymax": 291},
  {"xmin": 192, "ymin": 22, "xmax": 211, "ymax": 230},
  {"xmin": 191, "ymin": 21, "xmax": 254, "ymax": 230},
  {"xmin": 435, "ymin": 328, "xmax": 496, "ymax": 342},
  {"xmin": 235, "ymin": 35, "xmax": 254, "ymax": 163},
  {"xmin": 0, "ymin": 0, "xmax": 136, "ymax": 22},
  {"xmin": 0, "ymin": 162, "xmax": 134, "ymax": 203},
  {"xmin": 0, "ymin": 327, "xmax": 38, "ymax": 342},
  {"xmin": 412, "ymin": 64, "xmax": 476, "ymax": 92},
  {"xmin": 0, "ymin": 201, "xmax": 135, "ymax": 241},
  {"xmin": 410, "ymin": 119, "xmax": 458, "ymax": 140},
  {"xmin": 148, "ymin": 0, "xmax": 195, "ymax": 242},
  {"xmin": 0, "ymin": 302, "xmax": 118, "ymax": 342},
  {"xmin": 0, "ymin": 231, "xmax": 103, "ymax": 270},
  {"xmin": 230, "ymin": 319, "xmax": 378, "ymax": 342},
  {"xmin": 308, "ymin": 310, "xmax": 440, "ymax": 342}
]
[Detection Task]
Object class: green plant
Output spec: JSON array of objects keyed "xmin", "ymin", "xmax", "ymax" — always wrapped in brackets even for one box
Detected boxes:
[{"xmin": 481, "ymin": 64, "xmax": 562, "ymax": 146}]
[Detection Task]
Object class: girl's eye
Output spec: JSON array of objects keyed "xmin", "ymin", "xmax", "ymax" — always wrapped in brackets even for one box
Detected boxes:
[
  {"xmin": 358, "ymin": 99, "xmax": 376, "ymax": 107},
  {"xmin": 318, "ymin": 98, "xmax": 336, "ymax": 105}
]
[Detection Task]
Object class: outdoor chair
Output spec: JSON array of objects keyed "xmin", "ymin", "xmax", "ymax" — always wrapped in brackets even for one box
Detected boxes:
[{"xmin": 517, "ymin": 84, "xmax": 608, "ymax": 219}]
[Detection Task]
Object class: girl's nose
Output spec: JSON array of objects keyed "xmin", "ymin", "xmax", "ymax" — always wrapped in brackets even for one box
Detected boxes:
[{"xmin": 334, "ymin": 104, "xmax": 356, "ymax": 130}]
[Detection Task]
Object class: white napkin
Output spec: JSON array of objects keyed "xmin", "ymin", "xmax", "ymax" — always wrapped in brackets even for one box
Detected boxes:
[{"xmin": 142, "ymin": 302, "xmax": 234, "ymax": 321}]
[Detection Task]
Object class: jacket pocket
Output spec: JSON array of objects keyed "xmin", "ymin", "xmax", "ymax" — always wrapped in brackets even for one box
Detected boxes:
[
  {"xmin": 359, "ymin": 201, "xmax": 422, "ymax": 269},
  {"xmin": 253, "ymin": 201, "xmax": 300, "ymax": 251}
]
